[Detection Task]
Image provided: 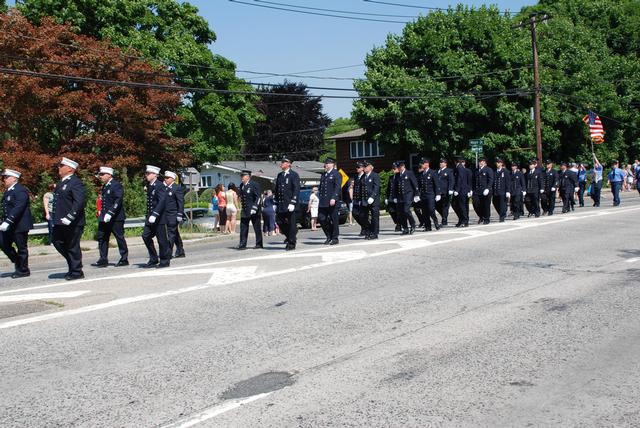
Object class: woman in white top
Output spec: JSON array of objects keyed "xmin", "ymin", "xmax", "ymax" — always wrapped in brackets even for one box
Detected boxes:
[
  {"xmin": 225, "ymin": 183, "xmax": 240, "ymax": 233},
  {"xmin": 307, "ymin": 187, "xmax": 320, "ymax": 231}
]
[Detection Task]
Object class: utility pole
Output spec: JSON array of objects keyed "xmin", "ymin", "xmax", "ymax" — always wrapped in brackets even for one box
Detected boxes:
[{"xmin": 515, "ymin": 13, "xmax": 550, "ymax": 162}]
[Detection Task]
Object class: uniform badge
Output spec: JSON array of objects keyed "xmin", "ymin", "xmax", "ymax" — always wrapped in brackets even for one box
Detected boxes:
[
  {"xmin": 286, "ymin": 178, "xmax": 289, "ymax": 184},
  {"xmin": 368, "ymin": 179, "xmax": 372, "ymax": 182},
  {"xmin": 7, "ymin": 196, "xmax": 10, "ymax": 201},
  {"xmin": 107, "ymin": 190, "xmax": 111, "ymax": 194},
  {"xmin": 62, "ymin": 184, "xmax": 67, "ymax": 191},
  {"xmin": 246, "ymin": 189, "xmax": 251, "ymax": 193},
  {"xmin": 169, "ymin": 191, "xmax": 173, "ymax": 196}
]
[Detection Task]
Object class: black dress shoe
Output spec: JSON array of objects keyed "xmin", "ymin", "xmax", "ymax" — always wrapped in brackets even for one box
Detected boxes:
[
  {"xmin": 409, "ymin": 227, "xmax": 415, "ymax": 235},
  {"xmin": 330, "ymin": 239, "xmax": 339, "ymax": 245},
  {"xmin": 65, "ymin": 273, "xmax": 85, "ymax": 281},
  {"xmin": 394, "ymin": 225, "xmax": 402, "ymax": 232},
  {"xmin": 461, "ymin": 223, "xmax": 469, "ymax": 228},
  {"xmin": 115, "ymin": 260, "xmax": 129, "ymax": 267},
  {"xmin": 174, "ymin": 252, "xmax": 186, "ymax": 259},
  {"xmin": 478, "ymin": 218, "xmax": 483, "ymax": 224},
  {"xmin": 91, "ymin": 260, "xmax": 108, "ymax": 268},
  {"xmin": 359, "ymin": 231, "xmax": 366, "ymax": 236},
  {"xmin": 157, "ymin": 263, "xmax": 170, "ymax": 268},
  {"xmin": 286, "ymin": 244, "xmax": 296, "ymax": 251},
  {"xmin": 483, "ymin": 220, "xmax": 490, "ymax": 225},
  {"xmin": 253, "ymin": 245, "xmax": 263, "ymax": 249},
  {"xmin": 143, "ymin": 260, "xmax": 159, "ymax": 268},
  {"xmin": 455, "ymin": 222, "xmax": 462, "ymax": 228},
  {"xmin": 434, "ymin": 223, "xmax": 441, "ymax": 230},
  {"xmin": 369, "ymin": 235, "xmax": 378, "ymax": 240},
  {"xmin": 323, "ymin": 239, "xmax": 331, "ymax": 245},
  {"xmin": 236, "ymin": 246, "xmax": 247, "ymax": 250},
  {"xmin": 11, "ymin": 271, "xmax": 30, "ymax": 279},
  {"xmin": 401, "ymin": 229, "xmax": 409, "ymax": 235},
  {"xmin": 424, "ymin": 227, "xmax": 432, "ymax": 232},
  {"xmin": 283, "ymin": 239, "xmax": 289, "ymax": 244}
]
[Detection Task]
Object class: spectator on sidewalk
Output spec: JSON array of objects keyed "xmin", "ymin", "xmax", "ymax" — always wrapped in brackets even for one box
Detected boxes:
[
  {"xmin": 210, "ymin": 191, "xmax": 220, "ymax": 231},
  {"xmin": 308, "ymin": 187, "xmax": 319, "ymax": 231},
  {"xmin": 262, "ymin": 189, "xmax": 277, "ymax": 236},
  {"xmin": 43, "ymin": 183, "xmax": 55, "ymax": 245},
  {"xmin": 215, "ymin": 184, "xmax": 228, "ymax": 234},
  {"xmin": 225, "ymin": 183, "xmax": 239, "ymax": 234}
]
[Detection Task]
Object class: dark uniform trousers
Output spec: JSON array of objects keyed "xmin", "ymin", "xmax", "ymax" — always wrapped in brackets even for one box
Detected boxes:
[
  {"xmin": 472, "ymin": 193, "xmax": 492, "ymax": 221},
  {"xmin": 452, "ymin": 194, "xmax": 469, "ymax": 225},
  {"xmin": 363, "ymin": 203, "xmax": 379, "ymax": 236},
  {"xmin": 53, "ymin": 225, "xmax": 84, "ymax": 275},
  {"xmin": 436, "ymin": 194, "xmax": 451, "ymax": 224},
  {"xmin": 591, "ymin": 180, "xmax": 602, "ymax": 206},
  {"xmin": 97, "ymin": 221, "xmax": 127, "ymax": 262},
  {"xmin": 510, "ymin": 193, "xmax": 524, "ymax": 218},
  {"xmin": 158, "ymin": 223, "xmax": 176, "ymax": 264},
  {"xmin": 420, "ymin": 196, "xmax": 438, "ymax": 228},
  {"xmin": 142, "ymin": 224, "xmax": 159, "ymax": 262},
  {"xmin": 277, "ymin": 211, "xmax": 297, "ymax": 244},
  {"xmin": 541, "ymin": 191, "xmax": 556, "ymax": 214},
  {"xmin": 0, "ymin": 230, "xmax": 29, "ymax": 274},
  {"xmin": 492, "ymin": 194, "xmax": 508, "ymax": 220},
  {"xmin": 525, "ymin": 193, "xmax": 540, "ymax": 216},
  {"xmin": 240, "ymin": 213, "xmax": 262, "ymax": 248},
  {"xmin": 174, "ymin": 228, "xmax": 184, "ymax": 255},
  {"xmin": 318, "ymin": 206, "xmax": 339, "ymax": 240}
]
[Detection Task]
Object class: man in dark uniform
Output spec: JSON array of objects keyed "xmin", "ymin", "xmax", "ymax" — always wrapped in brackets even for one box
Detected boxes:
[
  {"xmin": 525, "ymin": 159, "xmax": 544, "ymax": 217},
  {"xmin": 0, "ymin": 169, "xmax": 33, "ymax": 278},
  {"xmin": 237, "ymin": 170, "xmax": 262, "ymax": 250},
  {"xmin": 418, "ymin": 158, "xmax": 442, "ymax": 231},
  {"xmin": 436, "ymin": 158, "xmax": 454, "ymax": 226},
  {"xmin": 385, "ymin": 162, "xmax": 401, "ymax": 232},
  {"xmin": 413, "ymin": 163, "xmax": 425, "ymax": 228},
  {"xmin": 274, "ymin": 156, "xmax": 301, "ymax": 251},
  {"xmin": 453, "ymin": 156, "xmax": 472, "ymax": 227},
  {"xmin": 492, "ymin": 158, "xmax": 510, "ymax": 222},
  {"xmin": 541, "ymin": 160, "xmax": 559, "ymax": 216},
  {"xmin": 352, "ymin": 161, "xmax": 366, "ymax": 236},
  {"xmin": 560, "ymin": 163, "xmax": 579, "ymax": 213},
  {"xmin": 509, "ymin": 163, "xmax": 525, "ymax": 220},
  {"xmin": 361, "ymin": 160, "xmax": 380, "ymax": 239},
  {"xmin": 394, "ymin": 160, "xmax": 418, "ymax": 235},
  {"xmin": 142, "ymin": 165, "xmax": 162, "ymax": 267},
  {"xmin": 52, "ymin": 157, "xmax": 87, "ymax": 280},
  {"xmin": 473, "ymin": 157, "xmax": 494, "ymax": 224},
  {"xmin": 318, "ymin": 158, "xmax": 342, "ymax": 245},
  {"xmin": 92, "ymin": 166, "xmax": 128, "ymax": 268},
  {"xmin": 173, "ymin": 181, "xmax": 186, "ymax": 258},
  {"xmin": 150, "ymin": 170, "xmax": 180, "ymax": 267}
]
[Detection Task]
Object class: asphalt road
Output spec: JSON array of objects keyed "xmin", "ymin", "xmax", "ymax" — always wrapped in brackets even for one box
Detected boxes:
[{"xmin": 1, "ymin": 194, "xmax": 640, "ymax": 427}]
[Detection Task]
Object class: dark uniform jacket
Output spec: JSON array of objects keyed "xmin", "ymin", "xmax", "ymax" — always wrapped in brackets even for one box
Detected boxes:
[
  {"xmin": 363, "ymin": 171, "xmax": 381, "ymax": 206},
  {"xmin": 438, "ymin": 168, "xmax": 454, "ymax": 195},
  {"xmin": 474, "ymin": 166, "xmax": 495, "ymax": 193},
  {"xmin": 418, "ymin": 168, "xmax": 441, "ymax": 197},
  {"xmin": 543, "ymin": 169, "xmax": 559, "ymax": 192},
  {"xmin": 493, "ymin": 168, "xmax": 511, "ymax": 196},
  {"xmin": 146, "ymin": 179, "xmax": 160, "ymax": 218},
  {"xmin": 53, "ymin": 174, "xmax": 87, "ymax": 226},
  {"xmin": 454, "ymin": 164, "xmax": 472, "ymax": 194},
  {"xmin": 153, "ymin": 183, "xmax": 180, "ymax": 226},
  {"xmin": 560, "ymin": 170, "xmax": 578, "ymax": 194},
  {"xmin": 394, "ymin": 169, "xmax": 418, "ymax": 204},
  {"xmin": 99, "ymin": 179, "xmax": 125, "ymax": 222},
  {"xmin": 386, "ymin": 174, "xmax": 396, "ymax": 201},
  {"xmin": 318, "ymin": 168, "xmax": 342, "ymax": 208},
  {"xmin": 510, "ymin": 170, "xmax": 526, "ymax": 194},
  {"xmin": 274, "ymin": 169, "xmax": 301, "ymax": 213},
  {"xmin": 2, "ymin": 182, "xmax": 34, "ymax": 233},
  {"xmin": 352, "ymin": 174, "xmax": 364, "ymax": 207},
  {"xmin": 239, "ymin": 180, "xmax": 261, "ymax": 217},
  {"xmin": 525, "ymin": 168, "xmax": 544, "ymax": 194}
]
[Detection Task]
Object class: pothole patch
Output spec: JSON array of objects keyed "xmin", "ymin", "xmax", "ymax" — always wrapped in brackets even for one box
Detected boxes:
[
  {"xmin": 0, "ymin": 301, "xmax": 55, "ymax": 319},
  {"xmin": 219, "ymin": 371, "xmax": 295, "ymax": 400}
]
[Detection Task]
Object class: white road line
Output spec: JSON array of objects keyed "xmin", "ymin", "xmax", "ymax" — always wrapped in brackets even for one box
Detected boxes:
[
  {"xmin": 625, "ymin": 257, "xmax": 640, "ymax": 263},
  {"xmin": 159, "ymin": 392, "xmax": 273, "ymax": 428},
  {"xmin": 2, "ymin": 206, "xmax": 639, "ymax": 330},
  {"xmin": 2, "ymin": 205, "xmax": 639, "ymax": 298},
  {"xmin": 0, "ymin": 291, "xmax": 89, "ymax": 303}
]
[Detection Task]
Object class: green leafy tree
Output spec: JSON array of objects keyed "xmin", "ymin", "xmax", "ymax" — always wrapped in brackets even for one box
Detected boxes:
[
  {"xmin": 246, "ymin": 81, "xmax": 331, "ymax": 161},
  {"xmin": 0, "ymin": 1, "xmax": 7, "ymax": 13},
  {"xmin": 18, "ymin": 0, "xmax": 261, "ymax": 165},
  {"xmin": 353, "ymin": 1, "xmax": 640, "ymax": 166}
]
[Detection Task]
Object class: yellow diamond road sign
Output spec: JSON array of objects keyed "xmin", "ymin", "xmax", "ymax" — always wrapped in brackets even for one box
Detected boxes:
[{"xmin": 338, "ymin": 168, "xmax": 349, "ymax": 188}]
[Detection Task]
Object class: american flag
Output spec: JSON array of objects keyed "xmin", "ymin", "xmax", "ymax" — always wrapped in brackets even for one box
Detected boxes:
[{"xmin": 582, "ymin": 110, "xmax": 604, "ymax": 143}]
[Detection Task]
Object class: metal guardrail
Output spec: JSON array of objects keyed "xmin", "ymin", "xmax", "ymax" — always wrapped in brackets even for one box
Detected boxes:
[{"xmin": 28, "ymin": 208, "xmax": 211, "ymax": 235}]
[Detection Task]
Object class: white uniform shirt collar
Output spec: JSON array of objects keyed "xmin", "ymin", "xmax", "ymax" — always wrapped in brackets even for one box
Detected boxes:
[
  {"xmin": 62, "ymin": 173, "xmax": 74, "ymax": 181},
  {"xmin": 7, "ymin": 183, "xmax": 16, "ymax": 192}
]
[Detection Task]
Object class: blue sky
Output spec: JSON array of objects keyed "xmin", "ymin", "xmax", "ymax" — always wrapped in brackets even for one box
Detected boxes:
[{"xmin": 9, "ymin": 0, "xmax": 534, "ymax": 118}]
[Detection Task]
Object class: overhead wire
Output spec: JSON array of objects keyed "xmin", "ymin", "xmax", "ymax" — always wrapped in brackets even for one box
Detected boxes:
[
  {"xmin": 253, "ymin": 0, "xmax": 420, "ymax": 18},
  {"xmin": 362, "ymin": 0, "xmax": 515, "ymax": 15}
]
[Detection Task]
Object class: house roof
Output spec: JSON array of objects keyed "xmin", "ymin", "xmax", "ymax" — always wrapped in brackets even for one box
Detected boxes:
[
  {"xmin": 211, "ymin": 161, "xmax": 324, "ymax": 181},
  {"xmin": 328, "ymin": 128, "xmax": 366, "ymax": 140}
]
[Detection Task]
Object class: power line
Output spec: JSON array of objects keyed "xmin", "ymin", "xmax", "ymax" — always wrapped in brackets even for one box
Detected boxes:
[
  {"xmin": 0, "ymin": 65, "xmax": 533, "ymax": 100},
  {"xmin": 253, "ymin": 0, "xmax": 419, "ymax": 18},
  {"xmin": 228, "ymin": 0, "xmax": 409, "ymax": 23},
  {"xmin": 362, "ymin": 0, "xmax": 514, "ymax": 15}
]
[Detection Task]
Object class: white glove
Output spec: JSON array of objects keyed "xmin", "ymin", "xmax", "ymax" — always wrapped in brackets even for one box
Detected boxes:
[
  {"xmin": 413, "ymin": 196, "xmax": 420, "ymax": 203},
  {"xmin": 367, "ymin": 197, "xmax": 374, "ymax": 205},
  {"xmin": 435, "ymin": 195, "xmax": 441, "ymax": 202},
  {"xmin": 103, "ymin": 213, "xmax": 112, "ymax": 223},
  {"xmin": 551, "ymin": 187, "xmax": 556, "ymax": 192},
  {"xmin": 574, "ymin": 187, "xmax": 579, "ymax": 192},
  {"xmin": 522, "ymin": 191, "xmax": 527, "ymax": 197},
  {"xmin": 177, "ymin": 215, "xmax": 183, "ymax": 223},
  {"xmin": 148, "ymin": 215, "xmax": 157, "ymax": 224},
  {"xmin": 384, "ymin": 199, "xmax": 388, "ymax": 205},
  {"xmin": 250, "ymin": 209, "xmax": 256, "ymax": 215},
  {"xmin": 467, "ymin": 191, "xmax": 472, "ymax": 197},
  {"xmin": 482, "ymin": 189, "xmax": 489, "ymax": 196},
  {"xmin": 453, "ymin": 191, "xmax": 459, "ymax": 196},
  {"xmin": 273, "ymin": 204, "xmax": 277, "ymax": 211},
  {"xmin": 393, "ymin": 198, "xmax": 397, "ymax": 203},
  {"xmin": 0, "ymin": 222, "xmax": 9, "ymax": 232},
  {"xmin": 448, "ymin": 190, "xmax": 454, "ymax": 195},
  {"xmin": 506, "ymin": 192, "xmax": 511, "ymax": 198},
  {"xmin": 287, "ymin": 204, "xmax": 295, "ymax": 212},
  {"xmin": 540, "ymin": 189, "xmax": 544, "ymax": 194},
  {"xmin": 61, "ymin": 218, "xmax": 71, "ymax": 226}
]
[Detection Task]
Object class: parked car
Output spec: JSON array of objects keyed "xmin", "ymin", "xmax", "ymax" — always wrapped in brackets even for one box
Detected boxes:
[{"xmin": 297, "ymin": 188, "xmax": 348, "ymax": 229}]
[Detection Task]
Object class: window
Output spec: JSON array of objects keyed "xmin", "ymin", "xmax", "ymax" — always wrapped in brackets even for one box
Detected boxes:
[
  {"xmin": 349, "ymin": 140, "xmax": 384, "ymax": 159},
  {"xmin": 200, "ymin": 175, "xmax": 213, "ymax": 188}
]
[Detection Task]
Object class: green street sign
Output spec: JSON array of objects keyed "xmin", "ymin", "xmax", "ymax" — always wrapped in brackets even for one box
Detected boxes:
[{"xmin": 470, "ymin": 138, "xmax": 484, "ymax": 149}]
